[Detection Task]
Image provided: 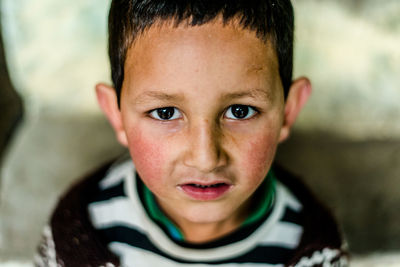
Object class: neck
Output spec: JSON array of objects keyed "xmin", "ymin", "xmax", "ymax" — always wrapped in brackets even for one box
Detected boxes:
[
  {"xmin": 159, "ymin": 195, "xmax": 253, "ymax": 244},
  {"xmin": 180, "ymin": 220, "xmax": 241, "ymax": 244},
  {"xmin": 177, "ymin": 203, "xmax": 252, "ymax": 244}
]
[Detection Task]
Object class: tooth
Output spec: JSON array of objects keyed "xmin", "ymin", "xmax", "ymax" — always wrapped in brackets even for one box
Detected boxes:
[{"xmin": 191, "ymin": 184, "xmax": 224, "ymax": 188}]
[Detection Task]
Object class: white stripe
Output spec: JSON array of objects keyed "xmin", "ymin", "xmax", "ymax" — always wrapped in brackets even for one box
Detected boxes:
[
  {"xmin": 280, "ymin": 183, "xmax": 302, "ymax": 212},
  {"xmin": 99, "ymin": 160, "xmax": 134, "ymax": 189},
  {"xmin": 110, "ymin": 242, "xmax": 284, "ymax": 267},
  {"xmin": 259, "ymin": 222, "xmax": 303, "ymax": 249},
  {"xmin": 88, "ymin": 197, "xmax": 144, "ymax": 232}
]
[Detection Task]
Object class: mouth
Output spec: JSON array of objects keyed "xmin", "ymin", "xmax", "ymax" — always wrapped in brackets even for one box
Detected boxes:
[{"xmin": 178, "ymin": 182, "xmax": 232, "ymax": 201}]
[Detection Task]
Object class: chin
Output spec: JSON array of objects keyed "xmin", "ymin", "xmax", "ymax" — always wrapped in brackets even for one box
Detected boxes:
[{"xmin": 181, "ymin": 204, "xmax": 235, "ymax": 224}]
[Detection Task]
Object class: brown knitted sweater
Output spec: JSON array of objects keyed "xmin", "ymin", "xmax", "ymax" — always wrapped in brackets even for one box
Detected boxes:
[{"xmin": 35, "ymin": 162, "xmax": 348, "ymax": 267}]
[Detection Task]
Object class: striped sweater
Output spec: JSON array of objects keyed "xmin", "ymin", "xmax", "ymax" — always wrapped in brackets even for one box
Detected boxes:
[{"xmin": 35, "ymin": 158, "xmax": 348, "ymax": 267}]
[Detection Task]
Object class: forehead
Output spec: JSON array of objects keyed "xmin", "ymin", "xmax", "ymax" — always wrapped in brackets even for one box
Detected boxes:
[{"xmin": 122, "ymin": 20, "xmax": 281, "ymax": 98}]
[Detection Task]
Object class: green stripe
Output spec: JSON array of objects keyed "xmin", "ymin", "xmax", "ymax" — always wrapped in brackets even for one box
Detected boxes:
[
  {"xmin": 143, "ymin": 185, "xmax": 184, "ymax": 241},
  {"xmin": 242, "ymin": 170, "xmax": 276, "ymax": 227}
]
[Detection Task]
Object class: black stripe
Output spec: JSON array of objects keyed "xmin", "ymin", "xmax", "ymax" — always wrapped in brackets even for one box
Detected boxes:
[
  {"xmin": 91, "ymin": 180, "xmax": 126, "ymax": 203},
  {"xmin": 99, "ymin": 226, "xmax": 294, "ymax": 264},
  {"xmin": 233, "ymin": 245, "xmax": 295, "ymax": 264},
  {"xmin": 280, "ymin": 206, "xmax": 303, "ymax": 225}
]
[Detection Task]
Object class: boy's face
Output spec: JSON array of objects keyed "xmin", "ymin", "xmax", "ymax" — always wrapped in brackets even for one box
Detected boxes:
[{"xmin": 97, "ymin": 20, "xmax": 310, "ymax": 240}]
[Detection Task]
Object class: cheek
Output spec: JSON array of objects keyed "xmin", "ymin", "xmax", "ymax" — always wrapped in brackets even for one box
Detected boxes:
[
  {"xmin": 125, "ymin": 127, "xmax": 167, "ymax": 185},
  {"xmin": 240, "ymin": 131, "xmax": 279, "ymax": 183}
]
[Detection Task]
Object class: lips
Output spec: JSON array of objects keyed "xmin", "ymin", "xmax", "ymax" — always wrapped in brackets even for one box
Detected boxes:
[{"xmin": 179, "ymin": 182, "xmax": 232, "ymax": 201}]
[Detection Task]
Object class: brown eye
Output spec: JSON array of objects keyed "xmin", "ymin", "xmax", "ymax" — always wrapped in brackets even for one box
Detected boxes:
[
  {"xmin": 225, "ymin": 105, "xmax": 257, "ymax": 120},
  {"xmin": 149, "ymin": 107, "xmax": 182, "ymax": 120}
]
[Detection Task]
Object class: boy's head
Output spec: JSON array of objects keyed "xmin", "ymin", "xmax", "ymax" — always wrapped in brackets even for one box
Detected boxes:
[
  {"xmin": 96, "ymin": 0, "xmax": 311, "ymax": 243},
  {"xmin": 108, "ymin": 0, "xmax": 296, "ymax": 102}
]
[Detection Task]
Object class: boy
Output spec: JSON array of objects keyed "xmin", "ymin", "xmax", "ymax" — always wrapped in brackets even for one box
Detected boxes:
[{"xmin": 36, "ymin": 0, "xmax": 348, "ymax": 266}]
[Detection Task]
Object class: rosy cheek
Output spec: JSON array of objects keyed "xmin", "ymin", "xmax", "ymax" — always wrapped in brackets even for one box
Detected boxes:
[
  {"xmin": 243, "ymin": 132, "xmax": 277, "ymax": 183},
  {"xmin": 125, "ymin": 128, "xmax": 166, "ymax": 185}
]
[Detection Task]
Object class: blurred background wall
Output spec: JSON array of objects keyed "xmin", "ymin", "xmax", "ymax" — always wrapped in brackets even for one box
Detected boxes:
[
  {"xmin": 0, "ymin": 0, "xmax": 399, "ymax": 263},
  {"xmin": 0, "ymin": 6, "xmax": 22, "ymax": 168}
]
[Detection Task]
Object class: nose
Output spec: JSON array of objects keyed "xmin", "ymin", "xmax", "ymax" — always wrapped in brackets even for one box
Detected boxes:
[{"xmin": 183, "ymin": 120, "xmax": 227, "ymax": 173}]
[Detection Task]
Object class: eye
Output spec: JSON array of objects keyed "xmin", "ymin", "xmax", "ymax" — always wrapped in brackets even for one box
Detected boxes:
[
  {"xmin": 225, "ymin": 105, "xmax": 257, "ymax": 120},
  {"xmin": 149, "ymin": 107, "xmax": 182, "ymax": 121}
]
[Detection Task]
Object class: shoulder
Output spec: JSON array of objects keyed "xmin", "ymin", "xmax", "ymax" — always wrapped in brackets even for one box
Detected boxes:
[
  {"xmin": 273, "ymin": 165, "xmax": 349, "ymax": 266},
  {"xmin": 35, "ymin": 160, "xmax": 121, "ymax": 267}
]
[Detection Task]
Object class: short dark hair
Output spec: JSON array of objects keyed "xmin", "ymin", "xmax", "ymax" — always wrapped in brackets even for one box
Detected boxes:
[{"xmin": 108, "ymin": 0, "xmax": 294, "ymax": 102}]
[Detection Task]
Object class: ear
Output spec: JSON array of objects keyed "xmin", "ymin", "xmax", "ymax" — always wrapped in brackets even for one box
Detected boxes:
[
  {"xmin": 95, "ymin": 83, "xmax": 128, "ymax": 147},
  {"xmin": 279, "ymin": 77, "xmax": 312, "ymax": 142}
]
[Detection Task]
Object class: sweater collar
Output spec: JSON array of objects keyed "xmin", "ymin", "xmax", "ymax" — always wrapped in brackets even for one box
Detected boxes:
[{"xmin": 139, "ymin": 170, "xmax": 276, "ymax": 242}]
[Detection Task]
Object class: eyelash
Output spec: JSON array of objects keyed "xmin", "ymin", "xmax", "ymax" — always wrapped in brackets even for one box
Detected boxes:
[
  {"xmin": 147, "ymin": 105, "xmax": 259, "ymax": 121},
  {"xmin": 224, "ymin": 105, "xmax": 258, "ymax": 120},
  {"xmin": 148, "ymin": 107, "xmax": 182, "ymax": 121}
]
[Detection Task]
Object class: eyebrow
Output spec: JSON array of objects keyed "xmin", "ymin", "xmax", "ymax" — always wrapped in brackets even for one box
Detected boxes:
[
  {"xmin": 133, "ymin": 91, "xmax": 185, "ymax": 105},
  {"xmin": 133, "ymin": 88, "xmax": 271, "ymax": 105},
  {"xmin": 222, "ymin": 88, "xmax": 272, "ymax": 102}
]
